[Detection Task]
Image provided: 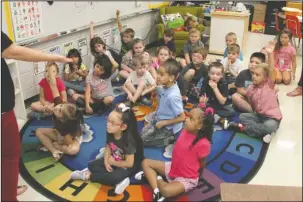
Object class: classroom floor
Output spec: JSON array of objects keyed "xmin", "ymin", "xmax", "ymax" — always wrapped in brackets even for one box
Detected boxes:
[{"xmin": 17, "ymin": 32, "xmax": 302, "ymax": 201}]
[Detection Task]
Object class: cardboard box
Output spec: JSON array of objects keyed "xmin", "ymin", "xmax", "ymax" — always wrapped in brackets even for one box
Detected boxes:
[{"xmin": 251, "ymin": 22, "xmax": 265, "ymax": 33}]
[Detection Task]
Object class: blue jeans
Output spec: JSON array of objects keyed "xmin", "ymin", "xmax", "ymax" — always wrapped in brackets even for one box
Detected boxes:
[
  {"xmin": 64, "ymin": 80, "xmax": 85, "ymax": 93},
  {"xmin": 240, "ymin": 113, "xmax": 280, "ymax": 138}
]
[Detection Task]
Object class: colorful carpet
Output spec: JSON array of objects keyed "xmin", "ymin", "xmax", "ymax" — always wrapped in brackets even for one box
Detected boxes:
[{"xmin": 20, "ymin": 94, "xmax": 269, "ymax": 201}]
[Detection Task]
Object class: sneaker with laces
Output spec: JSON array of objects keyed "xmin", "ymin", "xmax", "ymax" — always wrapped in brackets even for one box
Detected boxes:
[
  {"xmin": 135, "ymin": 171, "xmax": 145, "ymax": 181},
  {"xmin": 115, "ymin": 177, "xmax": 130, "ymax": 195},
  {"xmin": 140, "ymin": 97, "xmax": 153, "ymax": 107},
  {"xmin": 153, "ymin": 192, "xmax": 165, "ymax": 202}
]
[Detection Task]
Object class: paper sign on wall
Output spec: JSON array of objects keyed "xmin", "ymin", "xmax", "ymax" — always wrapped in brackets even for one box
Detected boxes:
[
  {"xmin": 33, "ymin": 62, "xmax": 46, "ymax": 75},
  {"xmin": 10, "ymin": 1, "xmax": 43, "ymax": 42},
  {"xmin": 63, "ymin": 42, "xmax": 74, "ymax": 55},
  {"xmin": 102, "ymin": 29, "xmax": 112, "ymax": 45},
  {"xmin": 122, "ymin": 24, "xmax": 128, "ymax": 30},
  {"xmin": 78, "ymin": 37, "xmax": 88, "ymax": 56},
  {"xmin": 112, "ymin": 27, "xmax": 120, "ymax": 44},
  {"xmin": 49, "ymin": 45, "xmax": 61, "ymax": 55}
]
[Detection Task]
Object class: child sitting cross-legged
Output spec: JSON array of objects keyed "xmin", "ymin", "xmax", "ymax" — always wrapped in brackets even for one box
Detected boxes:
[
  {"xmin": 137, "ymin": 106, "xmax": 212, "ymax": 201},
  {"xmin": 123, "ymin": 53, "xmax": 157, "ymax": 106},
  {"xmin": 35, "ymin": 68, "xmax": 83, "ymax": 161},
  {"xmin": 70, "ymin": 103, "xmax": 144, "ymax": 195},
  {"xmin": 179, "ymin": 47, "xmax": 209, "ymax": 102},
  {"xmin": 228, "ymin": 44, "xmax": 282, "ymax": 143},
  {"xmin": 142, "ymin": 58, "xmax": 185, "ymax": 147},
  {"xmin": 29, "ymin": 62, "xmax": 67, "ymax": 119},
  {"xmin": 72, "ymin": 58, "xmax": 117, "ymax": 114},
  {"xmin": 198, "ymin": 62, "xmax": 236, "ymax": 129},
  {"xmin": 179, "ymin": 28, "xmax": 204, "ymax": 68},
  {"xmin": 221, "ymin": 43, "xmax": 245, "ymax": 91}
]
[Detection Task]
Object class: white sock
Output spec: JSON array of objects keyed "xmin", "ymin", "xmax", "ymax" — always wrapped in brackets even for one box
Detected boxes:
[
  {"xmin": 157, "ymin": 176, "xmax": 163, "ymax": 181},
  {"xmin": 154, "ymin": 188, "xmax": 159, "ymax": 194}
]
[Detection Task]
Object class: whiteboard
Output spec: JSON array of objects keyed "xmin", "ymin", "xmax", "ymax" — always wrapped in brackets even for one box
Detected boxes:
[{"xmin": 4, "ymin": 1, "xmax": 159, "ymax": 42}]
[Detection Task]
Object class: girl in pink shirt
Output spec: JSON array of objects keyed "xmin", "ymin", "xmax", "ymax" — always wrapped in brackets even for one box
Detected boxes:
[
  {"xmin": 274, "ymin": 29, "xmax": 297, "ymax": 85},
  {"xmin": 138, "ymin": 106, "xmax": 212, "ymax": 202},
  {"xmin": 151, "ymin": 46, "xmax": 171, "ymax": 71}
]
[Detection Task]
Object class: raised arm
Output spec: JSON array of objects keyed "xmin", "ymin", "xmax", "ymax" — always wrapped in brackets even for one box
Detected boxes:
[
  {"xmin": 265, "ymin": 41, "xmax": 276, "ymax": 81},
  {"xmin": 89, "ymin": 21, "xmax": 95, "ymax": 40},
  {"xmin": 116, "ymin": 10, "xmax": 123, "ymax": 33}
]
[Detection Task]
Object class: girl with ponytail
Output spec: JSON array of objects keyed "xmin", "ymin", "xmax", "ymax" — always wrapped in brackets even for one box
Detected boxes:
[{"xmin": 138, "ymin": 106, "xmax": 213, "ymax": 201}]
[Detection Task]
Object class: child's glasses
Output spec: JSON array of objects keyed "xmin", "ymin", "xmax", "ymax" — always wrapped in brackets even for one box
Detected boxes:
[{"xmin": 105, "ymin": 116, "xmax": 122, "ymax": 127}]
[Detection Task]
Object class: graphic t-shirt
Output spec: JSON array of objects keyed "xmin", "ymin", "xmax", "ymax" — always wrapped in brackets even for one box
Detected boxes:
[
  {"xmin": 106, "ymin": 133, "xmax": 143, "ymax": 165},
  {"xmin": 64, "ymin": 63, "xmax": 87, "ymax": 81},
  {"xmin": 86, "ymin": 71, "xmax": 117, "ymax": 99}
]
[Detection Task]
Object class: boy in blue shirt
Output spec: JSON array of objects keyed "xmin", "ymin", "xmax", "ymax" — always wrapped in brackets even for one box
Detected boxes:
[{"xmin": 142, "ymin": 59, "xmax": 185, "ymax": 147}]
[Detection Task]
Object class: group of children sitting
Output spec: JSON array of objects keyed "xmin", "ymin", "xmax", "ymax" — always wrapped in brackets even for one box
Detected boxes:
[{"xmin": 28, "ymin": 10, "xmax": 298, "ymax": 201}]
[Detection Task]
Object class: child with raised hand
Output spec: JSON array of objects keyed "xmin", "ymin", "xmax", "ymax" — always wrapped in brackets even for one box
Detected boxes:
[
  {"xmin": 116, "ymin": 10, "xmax": 135, "ymax": 57},
  {"xmin": 199, "ymin": 62, "xmax": 236, "ymax": 129},
  {"xmin": 227, "ymin": 62, "xmax": 282, "ymax": 144},
  {"xmin": 142, "ymin": 59, "xmax": 185, "ymax": 147},
  {"xmin": 152, "ymin": 46, "xmax": 171, "ymax": 70},
  {"xmin": 29, "ymin": 62, "xmax": 67, "ymax": 119},
  {"xmin": 232, "ymin": 52, "xmax": 266, "ymax": 113},
  {"xmin": 35, "ymin": 66, "xmax": 84, "ymax": 161},
  {"xmin": 120, "ymin": 38, "xmax": 153, "ymax": 79},
  {"xmin": 64, "ymin": 48, "xmax": 88, "ymax": 94},
  {"xmin": 74, "ymin": 58, "xmax": 117, "ymax": 114},
  {"xmin": 180, "ymin": 47, "xmax": 209, "ymax": 102},
  {"xmin": 157, "ymin": 29, "xmax": 176, "ymax": 56},
  {"xmin": 224, "ymin": 32, "xmax": 243, "ymax": 61},
  {"xmin": 180, "ymin": 28, "xmax": 204, "ymax": 68},
  {"xmin": 89, "ymin": 21, "xmax": 119, "ymax": 72},
  {"xmin": 274, "ymin": 29, "xmax": 297, "ymax": 85},
  {"xmin": 70, "ymin": 103, "xmax": 144, "ymax": 195},
  {"xmin": 221, "ymin": 43, "xmax": 245, "ymax": 90},
  {"xmin": 138, "ymin": 106, "xmax": 212, "ymax": 201},
  {"xmin": 123, "ymin": 53, "xmax": 156, "ymax": 106}
]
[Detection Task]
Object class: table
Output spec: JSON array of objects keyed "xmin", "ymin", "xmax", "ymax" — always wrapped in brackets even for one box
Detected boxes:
[{"xmin": 220, "ymin": 183, "xmax": 302, "ymax": 201}]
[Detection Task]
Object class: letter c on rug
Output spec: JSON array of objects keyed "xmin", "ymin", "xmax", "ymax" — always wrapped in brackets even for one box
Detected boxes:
[
  {"xmin": 236, "ymin": 143, "xmax": 254, "ymax": 154},
  {"xmin": 59, "ymin": 179, "xmax": 88, "ymax": 196},
  {"xmin": 107, "ymin": 188, "xmax": 130, "ymax": 201},
  {"xmin": 220, "ymin": 160, "xmax": 240, "ymax": 174}
]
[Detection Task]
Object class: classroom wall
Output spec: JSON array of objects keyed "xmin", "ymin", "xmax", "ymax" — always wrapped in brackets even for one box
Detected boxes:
[{"xmin": 17, "ymin": 10, "xmax": 158, "ymax": 100}]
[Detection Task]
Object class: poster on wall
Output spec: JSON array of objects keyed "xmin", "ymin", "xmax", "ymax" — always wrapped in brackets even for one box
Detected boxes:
[
  {"xmin": 77, "ymin": 37, "xmax": 88, "ymax": 56},
  {"xmin": 102, "ymin": 29, "xmax": 112, "ymax": 45},
  {"xmin": 112, "ymin": 27, "xmax": 120, "ymax": 44},
  {"xmin": 49, "ymin": 45, "xmax": 61, "ymax": 55},
  {"xmin": 10, "ymin": 1, "xmax": 43, "ymax": 42},
  {"xmin": 63, "ymin": 41, "xmax": 74, "ymax": 55},
  {"xmin": 33, "ymin": 62, "xmax": 46, "ymax": 75}
]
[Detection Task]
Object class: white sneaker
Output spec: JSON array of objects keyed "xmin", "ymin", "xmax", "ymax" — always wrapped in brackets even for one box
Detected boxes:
[
  {"xmin": 134, "ymin": 171, "xmax": 144, "ymax": 180},
  {"xmin": 115, "ymin": 177, "xmax": 130, "ymax": 195},
  {"xmin": 263, "ymin": 134, "xmax": 272, "ymax": 143}
]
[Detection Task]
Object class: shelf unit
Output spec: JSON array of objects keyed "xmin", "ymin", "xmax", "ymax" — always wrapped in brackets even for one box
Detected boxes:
[{"xmin": 6, "ymin": 59, "xmax": 27, "ymax": 130}]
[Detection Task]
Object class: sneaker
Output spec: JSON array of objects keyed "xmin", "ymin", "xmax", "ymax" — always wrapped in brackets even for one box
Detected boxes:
[
  {"xmin": 218, "ymin": 118, "xmax": 228, "ymax": 129},
  {"xmin": 227, "ymin": 122, "xmax": 244, "ymax": 132},
  {"xmin": 67, "ymin": 89, "xmax": 75, "ymax": 96},
  {"xmin": 140, "ymin": 97, "xmax": 153, "ymax": 107},
  {"xmin": 70, "ymin": 169, "xmax": 89, "ymax": 181},
  {"xmin": 27, "ymin": 111, "xmax": 44, "ymax": 120},
  {"xmin": 153, "ymin": 192, "xmax": 165, "ymax": 202},
  {"xmin": 115, "ymin": 177, "xmax": 130, "ymax": 195},
  {"xmin": 135, "ymin": 171, "xmax": 145, "ymax": 181},
  {"xmin": 263, "ymin": 134, "xmax": 272, "ymax": 143}
]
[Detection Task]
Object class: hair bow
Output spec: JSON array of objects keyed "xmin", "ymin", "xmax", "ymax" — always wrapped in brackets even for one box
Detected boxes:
[
  {"xmin": 118, "ymin": 103, "xmax": 130, "ymax": 112},
  {"xmin": 205, "ymin": 107, "xmax": 214, "ymax": 116}
]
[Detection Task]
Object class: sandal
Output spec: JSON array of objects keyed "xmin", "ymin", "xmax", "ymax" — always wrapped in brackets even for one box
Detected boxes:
[
  {"xmin": 17, "ymin": 185, "xmax": 28, "ymax": 196},
  {"xmin": 52, "ymin": 151, "xmax": 64, "ymax": 161},
  {"xmin": 287, "ymin": 86, "xmax": 302, "ymax": 97}
]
